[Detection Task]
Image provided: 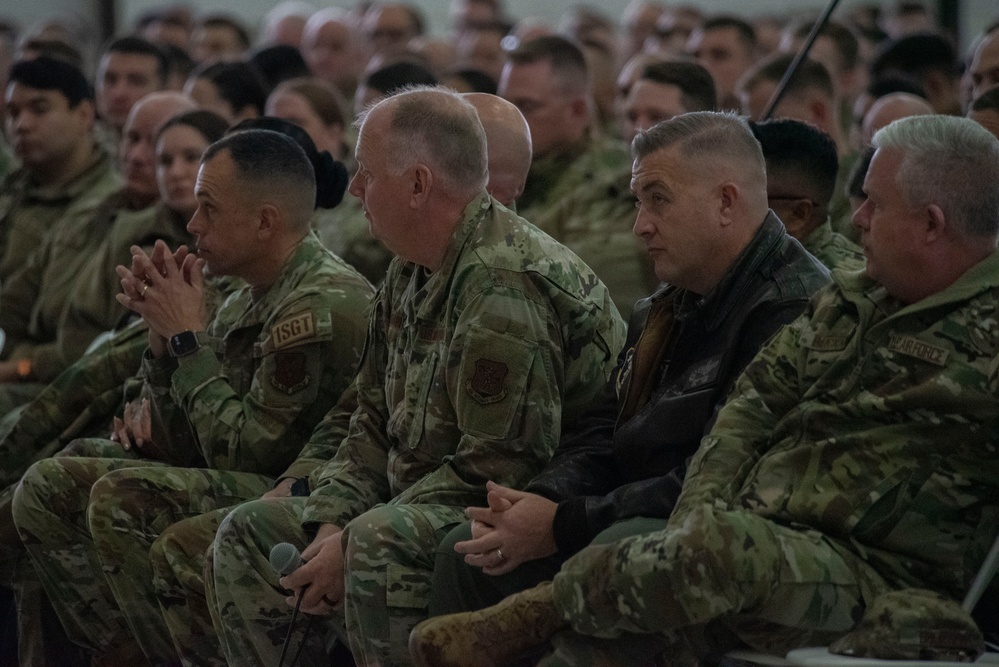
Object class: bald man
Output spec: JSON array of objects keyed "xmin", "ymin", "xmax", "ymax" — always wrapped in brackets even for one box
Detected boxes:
[
  {"xmin": 463, "ymin": 92, "xmax": 532, "ymax": 206},
  {"xmin": 861, "ymin": 92, "xmax": 932, "ymax": 146},
  {"xmin": 301, "ymin": 8, "xmax": 358, "ymax": 99}
]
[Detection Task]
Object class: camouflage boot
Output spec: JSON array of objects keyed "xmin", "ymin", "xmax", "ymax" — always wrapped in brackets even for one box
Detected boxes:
[{"xmin": 409, "ymin": 582, "xmax": 567, "ymax": 667}]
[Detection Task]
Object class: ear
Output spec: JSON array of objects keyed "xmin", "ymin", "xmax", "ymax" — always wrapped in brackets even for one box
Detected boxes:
[
  {"xmin": 256, "ymin": 203, "xmax": 280, "ymax": 239},
  {"xmin": 924, "ymin": 203, "xmax": 946, "ymax": 243},
  {"xmin": 410, "ymin": 164, "xmax": 433, "ymax": 208},
  {"xmin": 718, "ymin": 182, "xmax": 740, "ymax": 226},
  {"xmin": 569, "ymin": 95, "xmax": 589, "ymax": 122},
  {"xmin": 78, "ymin": 99, "xmax": 96, "ymax": 129},
  {"xmin": 808, "ymin": 96, "xmax": 831, "ymax": 131},
  {"xmin": 783, "ymin": 199, "xmax": 815, "ymax": 235}
]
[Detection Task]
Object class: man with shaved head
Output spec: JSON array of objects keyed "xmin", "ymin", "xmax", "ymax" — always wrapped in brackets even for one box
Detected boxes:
[
  {"xmin": 463, "ymin": 92, "xmax": 532, "ymax": 206},
  {"xmin": 861, "ymin": 92, "xmax": 933, "ymax": 146},
  {"xmin": 206, "ymin": 86, "xmax": 625, "ymax": 667}
]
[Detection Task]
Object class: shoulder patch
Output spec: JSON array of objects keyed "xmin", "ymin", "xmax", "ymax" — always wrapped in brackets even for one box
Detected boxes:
[
  {"xmin": 271, "ymin": 351, "xmax": 311, "ymax": 394},
  {"xmin": 466, "ymin": 358, "xmax": 509, "ymax": 404},
  {"xmin": 888, "ymin": 335, "xmax": 949, "ymax": 366},
  {"xmin": 271, "ymin": 311, "xmax": 317, "ymax": 349}
]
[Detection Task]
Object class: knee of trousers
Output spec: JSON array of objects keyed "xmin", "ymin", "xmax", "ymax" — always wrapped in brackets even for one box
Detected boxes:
[
  {"xmin": 342, "ymin": 505, "xmax": 438, "ymax": 572},
  {"xmin": 87, "ymin": 470, "xmax": 144, "ymax": 551},
  {"xmin": 12, "ymin": 458, "xmax": 85, "ymax": 535}
]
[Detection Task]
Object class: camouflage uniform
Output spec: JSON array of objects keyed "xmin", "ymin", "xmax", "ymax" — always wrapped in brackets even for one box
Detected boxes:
[
  {"xmin": 802, "ymin": 220, "xmax": 865, "ymax": 272},
  {"xmin": 517, "ymin": 137, "xmax": 654, "ymax": 318},
  {"xmin": 209, "ymin": 193, "xmax": 626, "ymax": 667},
  {"xmin": 317, "ymin": 195, "xmax": 394, "ymax": 286},
  {"xmin": 547, "ymin": 255, "xmax": 999, "ymax": 664},
  {"xmin": 829, "ymin": 150, "xmax": 861, "ymax": 243},
  {"xmin": 11, "ymin": 233, "xmax": 373, "ymax": 663},
  {"xmin": 0, "ymin": 143, "xmax": 120, "ymax": 282},
  {"xmin": 0, "ymin": 190, "xmax": 155, "ymax": 411},
  {"xmin": 57, "ymin": 201, "xmax": 197, "ymax": 369}
]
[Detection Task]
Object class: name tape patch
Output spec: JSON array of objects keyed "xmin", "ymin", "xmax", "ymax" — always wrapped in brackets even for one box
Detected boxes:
[
  {"xmin": 888, "ymin": 335, "xmax": 949, "ymax": 366},
  {"xmin": 271, "ymin": 311, "xmax": 317, "ymax": 349}
]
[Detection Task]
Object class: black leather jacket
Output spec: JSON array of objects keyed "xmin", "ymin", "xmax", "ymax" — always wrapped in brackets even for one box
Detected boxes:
[{"xmin": 526, "ymin": 212, "xmax": 831, "ymax": 556}]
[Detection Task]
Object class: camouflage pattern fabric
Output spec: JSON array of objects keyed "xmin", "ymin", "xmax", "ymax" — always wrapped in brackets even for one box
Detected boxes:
[
  {"xmin": 0, "ymin": 143, "xmax": 120, "ymax": 282},
  {"xmin": 211, "ymin": 192, "xmax": 626, "ymax": 667},
  {"xmin": 10, "ymin": 232, "xmax": 372, "ymax": 662},
  {"xmin": 802, "ymin": 220, "xmax": 865, "ymax": 273},
  {"xmin": 0, "ymin": 189, "xmax": 153, "ymax": 389},
  {"xmin": 829, "ymin": 150, "xmax": 861, "ymax": 244},
  {"xmin": 316, "ymin": 195, "xmax": 393, "ymax": 286},
  {"xmin": 57, "ymin": 201, "xmax": 197, "ymax": 368},
  {"xmin": 549, "ymin": 251, "xmax": 999, "ymax": 658}
]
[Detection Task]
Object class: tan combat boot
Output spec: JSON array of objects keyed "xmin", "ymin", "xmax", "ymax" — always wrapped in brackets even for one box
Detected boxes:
[{"xmin": 409, "ymin": 582, "xmax": 568, "ymax": 667}]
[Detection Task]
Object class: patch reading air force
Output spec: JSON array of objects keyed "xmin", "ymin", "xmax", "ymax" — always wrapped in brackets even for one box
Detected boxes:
[
  {"xmin": 466, "ymin": 358, "xmax": 509, "ymax": 404},
  {"xmin": 271, "ymin": 311, "xmax": 316, "ymax": 349},
  {"xmin": 271, "ymin": 351, "xmax": 311, "ymax": 394}
]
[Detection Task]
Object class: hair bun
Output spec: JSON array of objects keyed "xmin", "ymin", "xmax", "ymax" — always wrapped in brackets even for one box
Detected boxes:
[{"xmin": 315, "ymin": 153, "xmax": 348, "ymax": 209}]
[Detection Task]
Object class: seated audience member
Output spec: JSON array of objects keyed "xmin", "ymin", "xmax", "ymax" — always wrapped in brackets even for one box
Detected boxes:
[
  {"xmin": 500, "ymin": 35, "xmax": 652, "ymax": 316},
  {"xmin": 453, "ymin": 20, "xmax": 508, "ymax": 82},
  {"xmin": 0, "ymin": 92, "xmax": 195, "ymax": 406},
  {"xmin": 851, "ymin": 74, "xmax": 928, "ymax": 147},
  {"xmin": 162, "ymin": 43, "xmax": 196, "ymax": 91},
  {"xmin": 11, "ymin": 127, "xmax": 374, "ymax": 665},
  {"xmin": 422, "ymin": 111, "xmax": 830, "ymax": 636},
  {"xmin": 204, "ymin": 86, "xmax": 625, "ymax": 667},
  {"xmin": 969, "ymin": 27, "xmax": 999, "ymax": 104},
  {"xmin": 354, "ymin": 59, "xmax": 438, "ymax": 116},
  {"xmin": 442, "ymin": 67, "xmax": 498, "ymax": 94},
  {"xmin": 266, "ymin": 77, "xmax": 349, "ymax": 159},
  {"xmin": 618, "ymin": 0, "xmax": 666, "ymax": 62},
  {"xmin": 362, "ymin": 2, "xmax": 426, "ymax": 58},
  {"xmin": 95, "ymin": 36, "xmax": 169, "ymax": 147},
  {"xmin": 752, "ymin": 118, "xmax": 864, "ymax": 271},
  {"xmin": 55, "ymin": 109, "xmax": 229, "ymax": 380},
  {"xmin": 621, "ymin": 60, "xmax": 716, "ymax": 141},
  {"xmin": 739, "ymin": 54, "xmax": 858, "ymax": 241},
  {"xmin": 1, "ymin": 57, "xmax": 121, "ymax": 281},
  {"xmin": 860, "ymin": 91, "xmax": 933, "ymax": 145},
  {"xmin": 463, "ymin": 92, "xmax": 532, "ymax": 206},
  {"xmin": 137, "ymin": 5, "xmax": 193, "ymax": 51},
  {"xmin": 685, "ymin": 16, "xmax": 757, "ymax": 110},
  {"xmin": 846, "ymin": 145, "xmax": 874, "ymax": 214},
  {"xmin": 870, "ymin": 33, "xmax": 962, "ymax": 115},
  {"xmin": 969, "ymin": 86, "xmax": 999, "ymax": 139},
  {"xmin": 189, "ymin": 13, "xmax": 250, "ymax": 64},
  {"xmin": 411, "ymin": 114, "xmax": 999, "ymax": 667},
  {"xmin": 185, "ymin": 60, "xmax": 269, "ymax": 125},
  {"xmin": 260, "ymin": 1, "xmax": 314, "ymax": 49},
  {"xmin": 300, "ymin": 8, "xmax": 359, "ymax": 102}
]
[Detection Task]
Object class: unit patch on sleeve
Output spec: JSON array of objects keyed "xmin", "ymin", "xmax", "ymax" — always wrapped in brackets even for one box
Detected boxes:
[
  {"xmin": 271, "ymin": 351, "xmax": 311, "ymax": 394},
  {"xmin": 271, "ymin": 311, "xmax": 316, "ymax": 349},
  {"xmin": 466, "ymin": 358, "xmax": 509, "ymax": 404}
]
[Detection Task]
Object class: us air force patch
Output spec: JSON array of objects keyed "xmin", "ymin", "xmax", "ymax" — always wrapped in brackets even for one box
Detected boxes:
[
  {"xmin": 466, "ymin": 358, "xmax": 508, "ymax": 404},
  {"xmin": 271, "ymin": 351, "xmax": 311, "ymax": 394}
]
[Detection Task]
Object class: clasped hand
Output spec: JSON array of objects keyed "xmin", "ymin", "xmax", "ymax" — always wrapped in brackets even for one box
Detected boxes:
[{"xmin": 454, "ymin": 481, "xmax": 559, "ymax": 575}]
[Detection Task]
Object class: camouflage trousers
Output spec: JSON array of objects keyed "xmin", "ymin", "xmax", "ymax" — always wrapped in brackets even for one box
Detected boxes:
[
  {"xmin": 11, "ymin": 448, "xmax": 271, "ymax": 664},
  {"xmin": 543, "ymin": 504, "xmax": 892, "ymax": 666},
  {"xmin": 208, "ymin": 497, "xmax": 464, "ymax": 667}
]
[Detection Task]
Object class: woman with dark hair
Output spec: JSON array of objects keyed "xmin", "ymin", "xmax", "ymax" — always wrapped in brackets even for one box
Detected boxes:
[
  {"xmin": 58, "ymin": 109, "xmax": 231, "ymax": 363},
  {"xmin": 265, "ymin": 77, "xmax": 350, "ymax": 160}
]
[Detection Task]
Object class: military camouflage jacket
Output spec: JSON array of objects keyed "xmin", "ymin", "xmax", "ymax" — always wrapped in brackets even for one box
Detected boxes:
[
  {"xmin": 0, "ymin": 189, "xmax": 153, "ymax": 382},
  {"xmin": 803, "ymin": 220, "xmax": 865, "ymax": 273},
  {"xmin": 675, "ymin": 254, "xmax": 999, "ymax": 600},
  {"xmin": 0, "ymin": 143, "xmax": 120, "ymax": 281},
  {"xmin": 139, "ymin": 232, "xmax": 373, "ymax": 475},
  {"xmin": 302, "ymin": 193, "xmax": 626, "ymax": 527}
]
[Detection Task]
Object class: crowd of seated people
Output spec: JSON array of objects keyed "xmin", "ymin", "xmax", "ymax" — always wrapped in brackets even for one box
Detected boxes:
[{"xmin": 0, "ymin": 0, "xmax": 998, "ymax": 665}]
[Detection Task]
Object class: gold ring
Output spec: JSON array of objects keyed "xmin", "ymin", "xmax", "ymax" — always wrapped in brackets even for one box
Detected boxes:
[{"xmin": 141, "ymin": 283, "xmax": 150, "ymax": 298}]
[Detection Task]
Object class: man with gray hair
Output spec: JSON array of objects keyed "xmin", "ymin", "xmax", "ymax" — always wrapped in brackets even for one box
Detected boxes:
[
  {"xmin": 205, "ymin": 86, "xmax": 625, "ymax": 667},
  {"xmin": 411, "ymin": 114, "xmax": 999, "ymax": 666}
]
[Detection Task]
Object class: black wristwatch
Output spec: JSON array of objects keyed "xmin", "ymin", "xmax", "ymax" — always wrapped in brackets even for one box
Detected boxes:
[{"xmin": 168, "ymin": 331, "xmax": 201, "ymax": 357}]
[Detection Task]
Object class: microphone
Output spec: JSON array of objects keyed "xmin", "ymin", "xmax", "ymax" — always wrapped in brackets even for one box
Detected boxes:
[{"xmin": 270, "ymin": 542, "xmax": 304, "ymax": 576}]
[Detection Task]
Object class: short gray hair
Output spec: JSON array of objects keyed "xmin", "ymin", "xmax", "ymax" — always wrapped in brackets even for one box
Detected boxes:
[
  {"xmin": 632, "ymin": 111, "xmax": 766, "ymax": 179},
  {"xmin": 873, "ymin": 115, "xmax": 999, "ymax": 238},
  {"xmin": 360, "ymin": 86, "xmax": 488, "ymax": 198}
]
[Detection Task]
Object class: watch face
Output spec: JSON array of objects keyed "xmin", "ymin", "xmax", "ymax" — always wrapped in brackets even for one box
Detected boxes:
[{"xmin": 170, "ymin": 331, "xmax": 200, "ymax": 357}]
